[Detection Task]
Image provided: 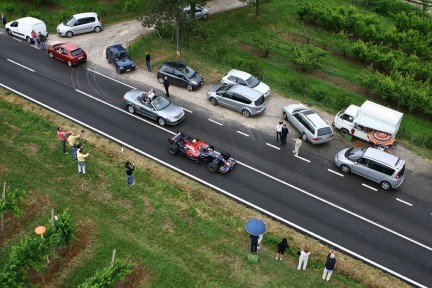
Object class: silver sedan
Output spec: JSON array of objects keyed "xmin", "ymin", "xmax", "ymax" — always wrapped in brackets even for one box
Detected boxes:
[{"xmin": 122, "ymin": 89, "xmax": 185, "ymax": 126}]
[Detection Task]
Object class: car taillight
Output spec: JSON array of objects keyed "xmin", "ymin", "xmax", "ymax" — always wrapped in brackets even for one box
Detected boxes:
[
  {"xmin": 396, "ymin": 172, "xmax": 401, "ymax": 179},
  {"xmin": 313, "ymin": 137, "xmax": 319, "ymax": 141}
]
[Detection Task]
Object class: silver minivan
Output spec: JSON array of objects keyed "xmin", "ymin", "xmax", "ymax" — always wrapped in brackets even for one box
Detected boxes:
[
  {"xmin": 207, "ymin": 84, "xmax": 266, "ymax": 117},
  {"xmin": 57, "ymin": 12, "xmax": 102, "ymax": 38},
  {"xmin": 334, "ymin": 147, "xmax": 405, "ymax": 190}
]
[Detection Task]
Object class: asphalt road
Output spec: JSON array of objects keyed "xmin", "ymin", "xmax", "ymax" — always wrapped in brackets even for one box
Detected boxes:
[{"xmin": 1, "ymin": 33, "xmax": 432, "ymax": 287}]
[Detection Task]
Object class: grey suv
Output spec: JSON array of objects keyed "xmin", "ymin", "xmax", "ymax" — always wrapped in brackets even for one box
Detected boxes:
[
  {"xmin": 207, "ymin": 84, "xmax": 266, "ymax": 117},
  {"xmin": 106, "ymin": 45, "xmax": 136, "ymax": 74},
  {"xmin": 334, "ymin": 147, "xmax": 405, "ymax": 190}
]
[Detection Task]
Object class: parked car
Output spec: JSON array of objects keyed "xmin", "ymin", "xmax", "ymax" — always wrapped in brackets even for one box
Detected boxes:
[
  {"xmin": 157, "ymin": 62, "xmax": 203, "ymax": 91},
  {"xmin": 122, "ymin": 89, "xmax": 185, "ymax": 126},
  {"xmin": 106, "ymin": 45, "xmax": 135, "ymax": 74},
  {"xmin": 57, "ymin": 12, "xmax": 102, "ymax": 38},
  {"xmin": 282, "ymin": 104, "xmax": 333, "ymax": 144},
  {"xmin": 47, "ymin": 43, "xmax": 87, "ymax": 67},
  {"xmin": 221, "ymin": 69, "xmax": 271, "ymax": 98},
  {"xmin": 182, "ymin": 5, "xmax": 209, "ymax": 19},
  {"xmin": 207, "ymin": 84, "xmax": 266, "ymax": 118},
  {"xmin": 334, "ymin": 147, "xmax": 405, "ymax": 190},
  {"xmin": 5, "ymin": 17, "xmax": 48, "ymax": 44},
  {"xmin": 168, "ymin": 132, "xmax": 236, "ymax": 173}
]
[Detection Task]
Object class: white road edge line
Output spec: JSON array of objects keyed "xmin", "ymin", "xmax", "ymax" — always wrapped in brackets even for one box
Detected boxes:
[
  {"xmin": 13, "ymin": 38, "xmax": 22, "ymax": 42},
  {"xmin": 266, "ymin": 143, "xmax": 281, "ymax": 150},
  {"xmin": 208, "ymin": 119, "xmax": 223, "ymax": 126},
  {"xmin": 362, "ymin": 184, "xmax": 378, "ymax": 191},
  {"xmin": 181, "ymin": 107, "xmax": 192, "ymax": 113},
  {"xmin": 75, "ymin": 89, "xmax": 174, "ymax": 135},
  {"xmin": 236, "ymin": 131, "xmax": 249, "ymax": 137},
  {"xmin": 328, "ymin": 169, "xmax": 344, "ymax": 177},
  {"xmin": 294, "ymin": 155, "xmax": 310, "ymax": 163},
  {"xmin": 87, "ymin": 68, "xmax": 136, "ymax": 89},
  {"xmin": 7, "ymin": 59, "xmax": 35, "ymax": 72},
  {"xmin": 0, "ymin": 82, "xmax": 428, "ymax": 288},
  {"xmin": 396, "ymin": 198, "xmax": 413, "ymax": 207}
]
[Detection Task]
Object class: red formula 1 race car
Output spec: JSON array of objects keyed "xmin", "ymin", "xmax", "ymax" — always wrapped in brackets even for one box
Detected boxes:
[{"xmin": 168, "ymin": 132, "xmax": 236, "ymax": 173}]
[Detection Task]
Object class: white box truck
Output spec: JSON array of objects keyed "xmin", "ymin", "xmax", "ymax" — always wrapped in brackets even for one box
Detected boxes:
[{"xmin": 333, "ymin": 101, "xmax": 403, "ymax": 142}]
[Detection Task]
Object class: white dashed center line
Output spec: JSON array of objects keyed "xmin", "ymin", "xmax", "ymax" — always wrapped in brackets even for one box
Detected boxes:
[
  {"xmin": 396, "ymin": 198, "xmax": 413, "ymax": 207},
  {"xmin": 362, "ymin": 184, "xmax": 378, "ymax": 191},
  {"xmin": 181, "ymin": 107, "xmax": 192, "ymax": 113},
  {"xmin": 328, "ymin": 169, "xmax": 344, "ymax": 177},
  {"xmin": 294, "ymin": 155, "xmax": 311, "ymax": 163},
  {"xmin": 7, "ymin": 59, "xmax": 35, "ymax": 72},
  {"xmin": 266, "ymin": 143, "xmax": 281, "ymax": 150},
  {"xmin": 208, "ymin": 119, "xmax": 223, "ymax": 126},
  {"xmin": 237, "ymin": 131, "xmax": 249, "ymax": 137}
]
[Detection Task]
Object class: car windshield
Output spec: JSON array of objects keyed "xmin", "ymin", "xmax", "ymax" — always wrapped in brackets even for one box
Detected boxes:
[
  {"xmin": 117, "ymin": 51, "xmax": 128, "ymax": 60},
  {"xmin": 246, "ymin": 76, "xmax": 260, "ymax": 88},
  {"xmin": 317, "ymin": 127, "xmax": 332, "ymax": 136},
  {"xmin": 345, "ymin": 147, "xmax": 367, "ymax": 161},
  {"xmin": 216, "ymin": 85, "xmax": 232, "ymax": 93},
  {"xmin": 179, "ymin": 66, "xmax": 196, "ymax": 78},
  {"xmin": 64, "ymin": 16, "xmax": 76, "ymax": 26},
  {"xmin": 70, "ymin": 48, "xmax": 84, "ymax": 57},
  {"xmin": 152, "ymin": 97, "xmax": 170, "ymax": 111}
]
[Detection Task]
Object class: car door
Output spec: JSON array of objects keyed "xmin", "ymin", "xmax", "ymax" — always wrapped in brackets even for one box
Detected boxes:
[
  {"xmin": 291, "ymin": 113, "xmax": 305, "ymax": 133},
  {"xmin": 72, "ymin": 18, "xmax": 88, "ymax": 35},
  {"xmin": 83, "ymin": 17, "xmax": 95, "ymax": 33},
  {"xmin": 106, "ymin": 49, "xmax": 114, "ymax": 65},
  {"xmin": 366, "ymin": 161, "xmax": 394, "ymax": 183},
  {"xmin": 350, "ymin": 158, "xmax": 371, "ymax": 178},
  {"xmin": 172, "ymin": 69, "xmax": 185, "ymax": 87},
  {"xmin": 58, "ymin": 48, "xmax": 69, "ymax": 63},
  {"xmin": 9, "ymin": 21, "xmax": 21, "ymax": 38},
  {"xmin": 137, "ymin": 103, "xmax": 157, "ymax": 120},
  {"xmin": 236, "ymin": 77, "xmax": 248, "ymax": 87},
  {"xmin": 217, "ymin": 91, "xmax": 233, "ymax": 108}
]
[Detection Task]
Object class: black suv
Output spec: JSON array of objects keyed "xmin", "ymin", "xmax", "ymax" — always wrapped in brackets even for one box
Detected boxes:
[
  {"xmin": 157, "ymin": 62, "xmax": 204, "ymax": 91},
  {"xmin": 106, "ymin": 45, "xmax": 135, "ymax": 74}
]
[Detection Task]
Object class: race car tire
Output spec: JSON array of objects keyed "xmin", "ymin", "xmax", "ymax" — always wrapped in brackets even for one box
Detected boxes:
[
  {"xmin": 208, "ymin": 161, "xmax": 221, "ymax": 173},
  {"xmin": 169, "ymin": 144, "xmax": 179, "ymax": 155},
  {"xmin": 221, "ymin": 151, "xmax": 230, "ymax": 160}
]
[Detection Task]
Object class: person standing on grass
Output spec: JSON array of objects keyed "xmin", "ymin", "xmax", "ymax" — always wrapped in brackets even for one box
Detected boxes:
[
  {"xmin": 31, "ymin": 30, "xmax": 38, "ymax": 48},
  {"xmin": 125, "ymin": 161, "xmax": 135, "ymax": 186},
  {"xmin": 323, "ymin": 251, "xmax": 336, "ymax": 281},
  {"xmin": 57, "ymin": 127, "xmax": 72, "ymax": 155},
  {"xmin": 276, "ymin": 121, "xmax": 283, "ymax": 142},
  {"xmin": 293, "ymin": 136, "xmax": 302, "ymax": 156},
  {"xmin": 250, "ymin": 234, "xmax": 259, "ymax": 253},
  {"xmin": 275, "ymin": 238, "xmax": 289, "ymax": 260},
  {"xmin": 38, "ymin": 31, "xmax": 47, "ymax": 51},
  {"xmin": 297, "ymin": 248, "xmax": 310, "ymax": 270},
  {"xmin": 281, "ymin": 124, "xmax": 289, "ymax": 145},
  {"xmin": 67, "ymin": 131, "xmax": 83, "ymax": 160},
  {"xmin": 77, "ymin": 147, "xmax": 90, "ymax": 174},
  {"xmin": 145, "ymin": 52, "xmax": 151, "ymax": 72},
  {"xmin": 1, "ymin": 13, "xmax": 6, "ymax": 27},
  {"xmin": 163, "ymin": 76, "xmax": 170, "ymax": 98}
]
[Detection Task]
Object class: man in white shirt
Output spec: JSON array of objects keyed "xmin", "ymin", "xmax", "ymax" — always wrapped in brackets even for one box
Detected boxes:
[{"xmin": 276, "ymin": 121, "xmax": 283, "ymax": 142}]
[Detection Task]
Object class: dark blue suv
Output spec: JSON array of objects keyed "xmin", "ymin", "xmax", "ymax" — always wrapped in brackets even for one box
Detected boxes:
[{"xmin": 106, "ymin": 45, "xmax": 135, "ymax": 74}]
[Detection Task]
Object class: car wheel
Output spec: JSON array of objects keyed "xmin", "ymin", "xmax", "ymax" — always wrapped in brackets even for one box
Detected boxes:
[
  {"xmin": 283, "ymin": 111, "xmax": 288, "ymax": 120},
  {"xmin": 48, "ymin": 52, "xmax": 54, "ymax": 58},
  {"xmin": 302, "ymin": 133, "xmax": 308, "ymax": 142},
  {"xmin": 107, "ymin": 57, "xmax": 111, "ymax": 63},
  {"xmin": 169, "ymin": 144, "xmax": 179, "ymax": 155},
  {"xmin": 66, "ymin": 31, "xmax": 73, "ymax": 38},
  {"xmin": 158, "ymin": 117, "xmax": 166, "ymax": 126},
  {"xmin": 380, "ymin": 181, "xmax": 391, "ymax": 190},
  {"xmin": 242, "ymin": 109, "xmax": 251, "ymax": 118},
  {"xmin": 94, "ymin": 26, "xmax": 102, "ymax": 33},
  {"xmin": 203, "ymin": 14, "xmax": 208, "ymax": 19},
  {"xmin": 6, "ymin": 29, "xmax": 12, "ymax": 36},
  {"xmin": 186, "ymin": 84, "xmax": 193, "ymax": 91},
  {"xmin": 158, "ymin": 77, "xmax": 164, "ymax": 84},
  {"xmin": 116, "ymin": 67, "xmax": 122, "ymax": 74},
  {"xmin": 209, "ymin": 97, "xmax": 218, "ymax": 106},
  {"xmin": 341, "ymin": 128, "xmax": 349, "ymax": 136},
  {"xmin": 26, "ymin": 37, "xmax": 32, "ymax": 44},
  {"xmin": 340, "ymin": 164, "xmax": 351, "ymax": 173},
  {"xmin": 67, "ymin": 61, "xmax": 72, "ymax": 67},
  {"xmin": 127, "ymin": 105, "xmax": 135, "ymax": 114},
  {"xmin": 208, "ymin": 161, "xmax": 221, "ymax": 173}
]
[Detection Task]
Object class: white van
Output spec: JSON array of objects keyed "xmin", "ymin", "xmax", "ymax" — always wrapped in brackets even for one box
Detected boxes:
[
  {"xmin": 5, "ymin": 17, "xmax": 48, "ymax": 44},
  {"xmin": 57, "ymin": 12, "xmax": 102, "ymax": 38}
]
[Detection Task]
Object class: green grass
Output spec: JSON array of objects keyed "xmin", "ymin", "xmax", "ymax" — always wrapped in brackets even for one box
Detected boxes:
[
  {"xmin": 129, "ymin": 0, "xmax": 432, "ymax": 158},
  {"xmin": 1, "ymin": 93, "xmax": 407, "ymax": 287}
]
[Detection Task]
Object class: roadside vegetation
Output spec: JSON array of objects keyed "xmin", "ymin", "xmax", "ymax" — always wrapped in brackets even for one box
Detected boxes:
[{"xmin": 0, "ymin": 92, "xmax": 412, "ymax": 287}]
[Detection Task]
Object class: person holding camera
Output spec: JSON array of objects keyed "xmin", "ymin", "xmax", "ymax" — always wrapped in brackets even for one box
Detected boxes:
[
  {"xmin": 125, "ymin": 161, "xmax": 135, "ymax": 186},
  {"xmin": 67, "ymin": 130, "xmax": 84, "ymax": 160}
]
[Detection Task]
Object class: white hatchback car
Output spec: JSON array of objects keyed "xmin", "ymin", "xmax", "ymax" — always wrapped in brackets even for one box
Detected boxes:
[
  {"xmin": 221, "ymin": 69, "xmax": 271, "ymax": 98},
  {"xmin": 57, "ymin": 12, "xmax": 102, "ymax": 38}
]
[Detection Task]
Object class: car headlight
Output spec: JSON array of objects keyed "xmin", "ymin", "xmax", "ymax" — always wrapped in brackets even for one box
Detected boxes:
[{"xmin": 190, "ymin": 80, "xmax": 197, "ymax": 85}]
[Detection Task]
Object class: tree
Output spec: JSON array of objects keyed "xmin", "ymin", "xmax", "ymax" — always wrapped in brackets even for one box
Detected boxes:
[
  {"xmin": 239, "ymin": 0, "xmax": 272, "ymax": 16},
  {"xmin": 139, "ymin": 0, "xmax": 189, "ymax": 62}
]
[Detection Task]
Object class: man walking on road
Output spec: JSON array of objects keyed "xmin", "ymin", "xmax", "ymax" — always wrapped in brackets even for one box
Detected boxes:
[
  {"xmin": 276, "ymin": 122, "xmax": 283, "ymax": 142},
  {"xmin": 293, "ymin": 136, "xmax": 302, "ymax": 156},
  {"xmin": 163, "ymin": 76, "xmax": 170, "ymax": 98},
  {"xmin": 281, "ymin": 124, "xmax": 289, "ymax": 145}
]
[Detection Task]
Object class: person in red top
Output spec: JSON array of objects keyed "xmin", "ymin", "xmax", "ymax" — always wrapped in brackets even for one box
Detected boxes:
[
  {"xmin": 57, "ymin": 127, "xmax": 72, "ymax": 154},
  {"xmin": 31, "ymin": 30, "xmax": 39, "ymax": 48}
]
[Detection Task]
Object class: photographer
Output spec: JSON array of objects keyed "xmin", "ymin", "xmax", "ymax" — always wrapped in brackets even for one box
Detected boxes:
[
  {"xmin": 67, "ymin": 130, "xmax": 84, "ymax": 160},
  {"xmin": 125, "ymin": 161, "xmax": 135, "ymax": 186}
]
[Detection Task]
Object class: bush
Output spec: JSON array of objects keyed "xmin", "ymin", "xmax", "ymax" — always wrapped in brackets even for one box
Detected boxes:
[
  {"xmin": 288, "ymin": 78, "xmax": 307, "ymax": 94},
  {"xmin": 227, "ymin": 56, "xmax": 263, "ymax": 78},
  {"xmin": 4, "ymin": 4, "xmax": 15, "ymax": 15},
  {"xmin": 290, "ymin": 45, "xmax": 327, "ymax": 72},
  {"xmin": 27, "ymin": 10, "xmax": 42, "ymax": 19},
  {"xmin": 78, "ymin": 259, "xmax": 134, "ymax": 288}
]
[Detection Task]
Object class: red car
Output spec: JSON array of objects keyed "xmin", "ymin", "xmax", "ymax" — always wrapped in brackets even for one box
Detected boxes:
[{"xmin": 47, "ymin": 42, "xmax": 87, "ymax": 67}]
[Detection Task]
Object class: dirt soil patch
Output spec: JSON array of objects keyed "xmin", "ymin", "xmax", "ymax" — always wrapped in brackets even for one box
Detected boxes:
[{"xmin": 113, "ymin": 259, "xmax": 151, "ymax": 288}]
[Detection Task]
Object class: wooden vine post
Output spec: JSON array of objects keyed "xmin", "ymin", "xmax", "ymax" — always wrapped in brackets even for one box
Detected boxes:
[
  {"xmin": 111, "ymin": 249, "xmax": 117, "ymax": 267},
  {"xmin": 1, "ymin": 182, "xmax": 6, "ymax": 232}
]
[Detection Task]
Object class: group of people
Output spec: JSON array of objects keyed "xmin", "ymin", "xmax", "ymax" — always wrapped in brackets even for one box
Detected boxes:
[
  {"xmin": 276, "ymin": 122, "xmax": 302, "ymax": 156},
  {"xmin": 30, "ymin": 29, "xmax": 47, "ymax": 51},
  {"xmin": 57, "ymin": 127, "xmax": 89, "ymax": 174},
  {"xmin": 251, "ymin": 235, "xmax": 337, "ymax": 282},
  {"xmin": 141, "ymin": 89, "xmax": 156, "ymax": 104}
]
